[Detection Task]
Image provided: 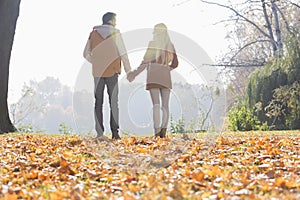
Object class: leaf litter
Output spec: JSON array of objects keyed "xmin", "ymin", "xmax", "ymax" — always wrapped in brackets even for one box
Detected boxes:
[{"xmin": 0, "ymin": 131, "xmax": 299, "ymax": 199}]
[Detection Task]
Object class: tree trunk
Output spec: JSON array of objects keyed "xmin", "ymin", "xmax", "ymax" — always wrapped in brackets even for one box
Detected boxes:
[
  {"xmin": 0, "ymin": 0, "xmax": 21, "ymax": 134},
  {"xmin": 261, "ymin": 0, "xmax": 277, "ymax": 56},
  {"xmin": 271, "ymin": 0, "xmax": 283, "ymax": 57}
]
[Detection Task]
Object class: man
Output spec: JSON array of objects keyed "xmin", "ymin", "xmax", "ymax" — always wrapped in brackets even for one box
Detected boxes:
[{"xmin": 83, "ymin": 12, "xmax": 131, "ymax": 140}]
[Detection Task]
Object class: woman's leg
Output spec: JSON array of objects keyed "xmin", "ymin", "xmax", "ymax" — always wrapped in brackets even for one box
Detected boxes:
[
  {"xmin": 161, "ymin": 88, "xmax": 170, "ymax": 129},
  {"xmin": 149, "ymin": 88, "xmax": 161, "ymax": 135}
]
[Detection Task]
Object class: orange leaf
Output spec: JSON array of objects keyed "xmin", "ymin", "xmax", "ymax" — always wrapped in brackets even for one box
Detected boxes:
[
  {"xmin": 192, "ymin": 170, "xmax": 205, "ymax": 182},
  {"xmin": 4, "ymin": 193, "xmax": 18, "ymax": 200},
  {"xmin": 38, "ymin": 172, "xmax": 50, "ymax": 181},
  {"xmin": 219, "ymin": 153, "xmax": 225, "ymax": 159},
  {"xmin": 137, "ymin": 148, "xmax": 147, "ymax": 153},
  {"xmin": 128, "ymin": 184, "xmax": 140, "ymax": 193},
  {"xmin": 27, "ymin": 170, "xmax": 38, "ymax": 179},
  {"xmin": 60, "ymin": 157, "xmax": 69, "ymax": 167},
  {"xmin": 123, "ymin": 192, "xmax": 136, "ymax": 200},
  {"xmin": 147, "ymin": 175, "xmax": 156, "ymax": 188}
]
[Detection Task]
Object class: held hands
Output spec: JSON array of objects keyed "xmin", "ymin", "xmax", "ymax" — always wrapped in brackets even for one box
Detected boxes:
[
  {"xmin": 126, "ymin": 71, "xmax": 135, "ymax": 82},
  {"xmin": 127, "ymin": 62, "xmax": 148, "ymax": 82}
]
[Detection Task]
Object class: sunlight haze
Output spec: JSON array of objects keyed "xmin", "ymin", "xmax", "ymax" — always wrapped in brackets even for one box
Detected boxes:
[{"xmin": 9, "ymin": 0, "xmax": 230, "ymax": 103}]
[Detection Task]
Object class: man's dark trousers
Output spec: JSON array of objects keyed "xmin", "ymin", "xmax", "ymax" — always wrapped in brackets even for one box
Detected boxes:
[{"xmin": 94, "ymin": 73, "xmax": 119, "ymax": 136}]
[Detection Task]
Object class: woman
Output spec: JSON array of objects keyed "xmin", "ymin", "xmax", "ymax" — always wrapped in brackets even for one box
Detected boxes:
[{"xmin": 127, "ymin": 23, "xmax": 178, "ymax": 138}]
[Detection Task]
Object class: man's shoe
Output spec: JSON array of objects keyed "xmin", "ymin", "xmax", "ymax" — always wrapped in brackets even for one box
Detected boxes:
[
  {"xmin": 112, "ymin": 132, "xmax": 121, "ymax": 140},
  {"xmin": 94, "ymin": 135, "xmax": 109, "ymax": 142},
  {"xmin": 160, "ymin": 128, "xmax": 167, "ymax": 138}
]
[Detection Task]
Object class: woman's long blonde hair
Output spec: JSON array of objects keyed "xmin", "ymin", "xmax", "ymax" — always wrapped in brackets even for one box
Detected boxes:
[{"xmin": 151, "ymin": 23, "xmax": 174, "ymax": 65}]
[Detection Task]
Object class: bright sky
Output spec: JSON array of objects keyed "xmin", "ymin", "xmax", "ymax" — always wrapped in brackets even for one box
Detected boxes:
[{"xmin": 9, "ymin": 0, "xmax": 230, "ymax": 102}]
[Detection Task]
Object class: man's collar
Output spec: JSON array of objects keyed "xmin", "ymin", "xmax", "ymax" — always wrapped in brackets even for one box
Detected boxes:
[{"xmin": 103, "ymin": 23, "xmax": 113, "ymax": 26}]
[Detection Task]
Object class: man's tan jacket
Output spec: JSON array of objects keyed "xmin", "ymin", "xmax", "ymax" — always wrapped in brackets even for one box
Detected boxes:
[{"xmin": 83, "ymin": 25, "xmax": 131, "ymax": 77}]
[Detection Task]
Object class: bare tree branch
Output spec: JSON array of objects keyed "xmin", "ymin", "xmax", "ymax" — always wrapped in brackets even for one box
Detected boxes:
[
  {"xmin": 202, "ymin": 63, "xmax": 265, "ymax": 67},
  {"xmin": 199, "ymin": 88, "xmax": 214, "ymax": 130},
  {"xmin": 289, "ymin": 1, "xmax": 300, "ymax": 9},
  {"xmin": 274, "ymin": 2, "xmax": 292, "ymax": 34},
  {"xmin": 229, "ymin": 39, "xmax": 271, "ymax": 62},
  {"xmin": 199, "ymin": 0, "xmax": 275, "ymax": 43}
]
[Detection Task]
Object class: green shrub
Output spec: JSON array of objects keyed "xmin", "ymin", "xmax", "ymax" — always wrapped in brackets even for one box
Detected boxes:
[
  {"xmin": 228, "ymin": 101, "xmax": 262, "ymax": 131},
  {"xmin": 245, "ymin": 36, "xmax": 300, "ymax": 130},
  {"xmin": 170, "ymin": 116, "xmax": 185, "ymax": 134},
  {"xmin": 17, "ymin": 124, "xmax": 34, "ymax": 133},
  {"xmin": 265, "ymin": 81, "xmax": 300, "ymax": 129},
  {"xmin": 58, "ymin": 122, "xmax": 73, "ymax": 134}
]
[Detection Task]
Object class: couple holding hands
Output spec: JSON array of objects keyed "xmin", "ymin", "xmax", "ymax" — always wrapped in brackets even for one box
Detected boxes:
[{"xmin": 83, "ymin": 12, "xmax": 178, "ymax": 140}]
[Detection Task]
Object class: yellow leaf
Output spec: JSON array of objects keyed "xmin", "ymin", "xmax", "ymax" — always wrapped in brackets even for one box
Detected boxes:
[
  {"xmin": 201, "ymin": 192, "xmax": 212, "ymax": 198},
  {"xmin": 177, "ymin": 161, "xmax": 185, "ymax": 167},
  {"xmin": 35, "ymin": 148, "xmax": 43, "ymax": 155},
  {"xmin": 63, "ymin": 150, "xmax": 73, "ymax": 158}
]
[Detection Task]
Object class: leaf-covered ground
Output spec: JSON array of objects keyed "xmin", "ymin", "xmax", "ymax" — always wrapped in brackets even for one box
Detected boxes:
[{"xmin": 0, "ymin": 131, "xmax": 299, "ymax": 200}]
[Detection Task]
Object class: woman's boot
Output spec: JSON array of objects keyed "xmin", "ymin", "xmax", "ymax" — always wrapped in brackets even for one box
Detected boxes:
[{"xmin": 155, "ymin": 128, "xmax": 161, "ymax": 138}]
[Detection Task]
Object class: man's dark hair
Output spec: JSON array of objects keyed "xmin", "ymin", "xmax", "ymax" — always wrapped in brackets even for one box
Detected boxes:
[{"xmin": 102, "ymin": 12, "xmax": 116, "ymax": 25}]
